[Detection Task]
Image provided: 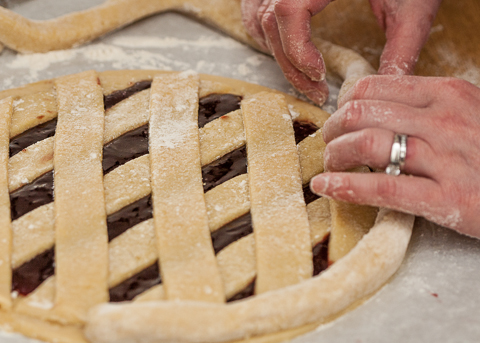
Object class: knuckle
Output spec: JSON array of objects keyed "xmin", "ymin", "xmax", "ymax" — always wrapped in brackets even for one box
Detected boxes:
[
  {"xmin": 260, "ymin": 11, "xmax": 277, "ymax": 31},
  {"xmin": 356, "ymin": 130, "xmax": 376, "ymax": 157},
  {"xmin": 376, "ymin": 177, "xmax": 398, "ymax": 199},
  {"xmin": 352, "ymin": 75, "xmax": 375, "ymax": 99},
  {"xmin": 323, "ymin": 146, "xmax": 333, "ymax": 170},
  {"xmin": 340, "ymin": 100, "xmax": 362, "ymax": 131},
  {"xmin": 273, "ymin": 0, "xmax": 292, "ymax": 16},
  {"xmin": 440, "ymin": 77, "xmax": 470, "ymax": 97}
]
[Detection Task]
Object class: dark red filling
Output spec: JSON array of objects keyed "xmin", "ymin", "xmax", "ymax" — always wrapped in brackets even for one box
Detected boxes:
[
  {"xmin": 9, "ymin": 119, "xmax": 57, "ymax": 157},
  {"xmin": 10, "ymin": 82, "xmax": 323, "ymax": 301},
  {"xmin": 104, "ymin": 81, "xmax": 152, "ymax": 110},
  {"xmin": 12, "ymin": 248, "xmax": 55, "ymax": 296},
  {"xmin": 10, "ymin": 171, "xmax": 54, "ymax": 221},
  {"xmin": 109, "ymin": 263, "xmax": 161, "ymax": 302},
  {"xmin": 198, "ymin": 93, "xmax": 242, "ymax": 128}
]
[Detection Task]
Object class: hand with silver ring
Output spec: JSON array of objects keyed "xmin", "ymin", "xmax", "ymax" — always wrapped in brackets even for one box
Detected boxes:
[
  {"xmin": 385, "ymin": 133, "xmax": 407, "ymax": 176},
  {"xmin": 310, "ymin": 75, "xmax": 480, "ymax": 238}
]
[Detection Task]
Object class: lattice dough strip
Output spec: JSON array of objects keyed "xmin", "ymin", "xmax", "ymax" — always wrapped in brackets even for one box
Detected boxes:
[
  {"xmin": 0, "ymin": 97, "xmax": 13, "ymax": 310},
  {"xmin": 13, "ymin": 197, "xmax": 331, "ymax": 321},
  {"xmin": 108, "ymin": 219, "xmax": 156, "ymax": 288},
  {"xmin": 10, "ymin": 90, "xmax": 57, "ymax": 139},
  {"xmin": 10, "ymin": 123, "xmax": 325, "ymax": 224},
  {"xmin": 148, "ymin": 73, "xmax": 224, "ymax": 303},
  {"xmin": 103, "ymin": 89, "xmax": 150, "ymax": 143},
  {"xmin": 328, "ymin": 167, "xmax": 379, "ymax": 263},
  {"xmin": 11, "ymin": 204, "xmax": 54, "ymax": 269},
  {"xmin": 8, "ymin": 82, "xmax": 325, "ymax": 197},
  {"xmin": 11, "ymin": 121, "xmax": 325, "ymax": 268},
  {"xmin": 8, "ymin": 137, "xmax": 54, "ymax": 192},
  {"xmin": 242, "ymin": 92, "xmax": 313, "ymax": 293},
  {"xmin": 52, "ymin": 70, "xmax": 109, "ymax": 323},
  {"xmin": 204, "ymin": 174, "xmax": 250, "ymax": 232}
]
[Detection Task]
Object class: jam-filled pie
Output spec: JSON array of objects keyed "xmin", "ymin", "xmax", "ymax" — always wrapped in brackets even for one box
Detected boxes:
[{"xmin": 0, "ymin": 70, "xmax": 414, "ymax": 343}]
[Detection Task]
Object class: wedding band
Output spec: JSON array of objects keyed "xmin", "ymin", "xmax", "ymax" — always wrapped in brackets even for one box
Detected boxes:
[{"xmin": 385, "ymin": 134, "xmax": 407, "ymax": 176}]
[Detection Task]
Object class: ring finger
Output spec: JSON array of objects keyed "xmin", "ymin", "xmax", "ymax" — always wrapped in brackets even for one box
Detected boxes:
[{"xmin": 324, "ymin": 127, "xmax": 436, "ymax": 179}]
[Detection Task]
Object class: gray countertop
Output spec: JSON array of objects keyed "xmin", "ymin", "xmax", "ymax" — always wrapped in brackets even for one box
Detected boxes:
[{"xmin": 1, "ymin": 1, "xmax": 479, "ymax": 342}]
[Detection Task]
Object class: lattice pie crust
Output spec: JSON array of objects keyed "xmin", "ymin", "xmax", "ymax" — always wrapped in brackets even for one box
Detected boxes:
[{"xmin": 0, "ymin": 70, "xmax": 414, "ymax": 343}]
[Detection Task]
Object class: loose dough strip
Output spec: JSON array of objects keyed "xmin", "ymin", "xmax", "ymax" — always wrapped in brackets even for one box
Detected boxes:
[
  {"xmin": 0, "ymin": 2, "xmax": 376, "ymax": 106},
  {"xmin": 53, "ymin": 71, "xmax": 109, "ymax": 323},
  {"xmin": 0, "ymin": 0, "xmax": 252, "ymax": 54},
  {"xmin": 0, "ymin": 97, "xmax": 13, "ymax": 310},
  {"xmin": 242, "ymin": 92, "xmax": 312, "ymax": 294},
  {"xmin": 148, "ymin": 73, "xmax": 224, "ymax": 303},
  {"xmin": 312, "ymin": 37, "xmax": 376, "ymax": 103}
]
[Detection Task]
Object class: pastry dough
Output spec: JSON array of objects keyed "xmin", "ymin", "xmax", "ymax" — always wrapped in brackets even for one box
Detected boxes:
[
  {"xmin": 52, "ymin": 70, "xmax": 109, "ymax": 324},
  {"xmin": 242, "ymin": 92, "xmax": 312, "ymax": 293},
  {"xmin": 0, "ymin": 97, "xmax": 13, "ymax": 311},
  {"xmin": 0, "ymin": 0, "xmax": 375, "ymax": 105},
  {"xmin": 148, "ymin": 73, "xmax": 224, "ymax": 303},
  {"xmin": 0, "ymin": 70, "xmax": 414, "ymax": 343}
]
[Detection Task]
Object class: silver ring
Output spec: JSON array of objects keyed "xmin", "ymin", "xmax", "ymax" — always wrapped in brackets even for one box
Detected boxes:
[{"xmin": 386, "ymin": 134, "xmax": 407, "ymax": 176}]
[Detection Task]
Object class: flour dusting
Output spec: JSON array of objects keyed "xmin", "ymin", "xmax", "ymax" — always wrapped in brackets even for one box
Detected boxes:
[
  {"xmin": 111, "ymin": 35, "xmax": 244, "ymax": 49},
  {"xmin": 2, "ymin": 35, "xmax": 275, "ymax": 91}
]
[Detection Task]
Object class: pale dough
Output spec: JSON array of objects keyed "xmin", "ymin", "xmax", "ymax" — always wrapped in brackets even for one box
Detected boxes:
[
  {"xmin": 0, "ymin": 0, "xmax": 375, "ymax": 105},
  {"xmin": 148, "ymin": 73, "xmax": 224, "ymax": 303},
  {"xmin": 0, "ymin": 71, "xmax": 415, "ymax": 343},
  {"xmin": 0, "ymin": 97, "xmax": 13, "ymax": 311},
  {"xmin": 242, "ymin": 92, "xmax": 312, "ymax": 293},
  {"xmin": 52, "ymin": 71, "xmax": 109, "ymax": 324}
]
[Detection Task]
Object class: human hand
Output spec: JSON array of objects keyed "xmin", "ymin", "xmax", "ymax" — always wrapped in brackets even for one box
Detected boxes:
[
  {"xmin": 369, "ymin": 0, "xmax": 442, "ymax": 75},
  {"xmin": 310, "ymin": 75, "xmax": 480, "ymax": 238},
  {"xmin": 241, "ymin": 0, "xmax": 331, "ymax": 105}
]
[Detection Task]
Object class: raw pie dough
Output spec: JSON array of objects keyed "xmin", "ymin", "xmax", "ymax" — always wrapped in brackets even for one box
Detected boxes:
[
  {"xmin": 0, "ymin": 0, "xmax": 375, "ymax": 103},
  {"xmin": 0, "ymin": 70, "xmax": 414, "ymax": 343}
]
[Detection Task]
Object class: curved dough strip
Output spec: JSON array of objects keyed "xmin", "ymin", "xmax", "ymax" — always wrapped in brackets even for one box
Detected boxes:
[
  {"xmin": 85, "ymin": 209, "xmax": 414, "ymax": 343},
  {"xmin": 0, "ymin": 0, "xmax": 374, "ymax": 104}
]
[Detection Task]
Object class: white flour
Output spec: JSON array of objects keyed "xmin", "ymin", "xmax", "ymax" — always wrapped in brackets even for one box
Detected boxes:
[{"xmin": 1, "ymin": 34, "xmax": 274, "ymax": 92}]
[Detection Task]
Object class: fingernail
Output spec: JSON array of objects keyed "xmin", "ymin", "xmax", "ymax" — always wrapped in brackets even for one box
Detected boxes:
[
  {"xmin": 310, "ymin": 175, "xmax": 327, "ymax": 196},
  {"xmin": 307, "ymin": 68, "xmax": 325, "ymax": 82},
  {"xmin": 305, "ymin": 89, "xmax": 327, "ymax": 106}
]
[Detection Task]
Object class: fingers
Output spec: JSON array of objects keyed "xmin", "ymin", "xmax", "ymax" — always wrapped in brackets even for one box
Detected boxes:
[
  {"xmin": 241, "ymin": 0, "xmax": 269, "ymax": 52},
  {"xmin": 261, "ymin": 5, "xmax": 329, "ymax": 104},
  {"xmin": 377, "ymin": 1, "xmax": 441, "ymax": 75},
  {"xmin": 338, "ymin": 75, "xmax": 436, "ymax": 108},
  {"xmin": 274, "ymin": 0, "xmax": 331, "ymax": 81},
  {"xmin": 309, "ymin": 172, "xmax": 457, "ymax": 227},
  {"xmin": 323, "ymin": 99, "xmax": 426, "ymax": 143},
  {"xmin": 324, "ymin": 128, "xmax": 435, "ymax": 178}
]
